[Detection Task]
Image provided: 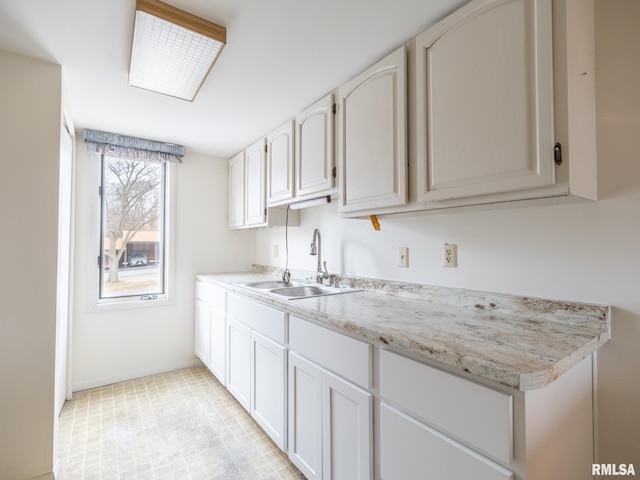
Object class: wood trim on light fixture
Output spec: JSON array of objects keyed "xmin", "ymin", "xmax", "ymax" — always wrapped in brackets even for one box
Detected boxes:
[{"xmin": 136, "ymin": 0, "xmax": 226, "ymax": 44}]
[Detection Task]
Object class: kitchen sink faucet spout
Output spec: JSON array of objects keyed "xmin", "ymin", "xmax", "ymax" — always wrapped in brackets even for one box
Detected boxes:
[{"xmin": 310, "ymin": 228, "xmax": 329, "ymax": 284}]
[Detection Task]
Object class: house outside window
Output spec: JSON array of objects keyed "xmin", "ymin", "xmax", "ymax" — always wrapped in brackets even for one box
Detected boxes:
[{"xmin": 99, "ymin": 155, "xmax": 167, "ymax": 300}]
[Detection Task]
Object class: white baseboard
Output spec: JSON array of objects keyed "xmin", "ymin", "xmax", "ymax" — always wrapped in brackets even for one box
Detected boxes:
[{"xmin": 71, "ymin": 359, "xmax": 201, "ymax": 393}]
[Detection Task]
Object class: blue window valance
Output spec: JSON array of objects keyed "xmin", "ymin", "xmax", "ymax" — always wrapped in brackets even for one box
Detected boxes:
[{"xmin": 83, "ymin": 129, "xmax": 185, "ymax": 164}]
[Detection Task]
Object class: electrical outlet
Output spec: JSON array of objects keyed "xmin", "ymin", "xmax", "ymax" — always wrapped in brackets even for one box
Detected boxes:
[
  {"xmin": 398, "ymin": 247, "xmax": 409, "ymax": 268},
  {"xmin": 274, "ymin": 244, "xmax": 279, "ymax": 258},
  {"xmin": 443, "ymin": 244, "xmax": 457, "ymax": 267}
]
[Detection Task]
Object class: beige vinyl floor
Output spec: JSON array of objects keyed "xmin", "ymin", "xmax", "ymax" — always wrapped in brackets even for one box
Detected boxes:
[{"xmin": 57, "ymin": 366, "xmax": 306, "ymax": 480}]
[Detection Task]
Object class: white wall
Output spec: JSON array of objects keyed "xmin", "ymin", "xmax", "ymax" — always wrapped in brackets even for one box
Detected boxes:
[
  {"xmin": 71, "ymin": 145, "xmax": 255, "ymax": 391},
  {"xmin": 0, "ymin": 50, "xmax": 61, "ymax": 480},
  {"xmin": 255, "ymin": 0, "xmax": 640, "ymax": 466}
]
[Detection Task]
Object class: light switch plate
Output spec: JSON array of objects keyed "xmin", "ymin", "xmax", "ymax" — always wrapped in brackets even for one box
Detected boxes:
[{"xmin": 398, "ymin": 247, "xmax": 409, "ymax": 268}]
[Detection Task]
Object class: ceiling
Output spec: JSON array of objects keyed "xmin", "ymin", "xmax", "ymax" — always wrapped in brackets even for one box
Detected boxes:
[{"xmin": 0, "ymin": 0, "xmax": 465, "ymax": 158}]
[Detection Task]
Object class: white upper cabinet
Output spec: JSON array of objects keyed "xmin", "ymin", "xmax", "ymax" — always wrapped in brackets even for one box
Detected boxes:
[
  {"xmin": 233, "ymin": 0, "xmax": 596, "ymax": 219},
  {"xmin": 295, "ymin": 93, "xmax": 336, "ymax": 201},
  {"xmin": 244, "ymin": 138, "xmax": 267, "ymax": 226},
  {"xmin": 229, "ymin": 138, "xmax": 297, "ymax": 229},
  {"xmin": 414, "ymin": 0, "xmax": 582, "ymax": 204},
  {"xmin": 267, "ymin": 120, "xmax": 295, "ymax": 206},
  {"xmin": 338, "ymin": 46, "xmax": 407, "ymax": 215},
  {"xmin": 228, "ymin": 151, "xmax": 245, "ymax": 228},
  {"xmin": 416, "ymin": 0, "xmax": 554, "ymax": 202}
]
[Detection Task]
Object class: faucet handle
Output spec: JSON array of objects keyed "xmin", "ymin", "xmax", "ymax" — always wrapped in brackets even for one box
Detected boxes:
[
  {"xmin": 281, "ymin": 269, "xmax": 291, "ymax": 285},
  {"xmin": 317, "ymin": 261, "xmax": 329, "ymax": 284}
]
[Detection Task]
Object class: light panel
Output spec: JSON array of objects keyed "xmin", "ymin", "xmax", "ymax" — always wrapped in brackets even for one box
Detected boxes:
[{"xmin": 129, "ymin": 0, "xmax": 226, "ymax": 101}]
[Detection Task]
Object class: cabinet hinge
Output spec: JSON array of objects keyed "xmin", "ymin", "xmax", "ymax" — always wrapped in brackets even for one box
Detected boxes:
[
  {"xmin": 97, "ymin": 255, "xmax": 101, "ymax": 267},
  {"xmin": 332, "ymin": 166, "xmax": 337, "ymax": 178},
  {"xmin": 332, "ymin": 103, "xmax": 337, "ymax": 115},
  {"xmin": 264, "ymin": 144, "xmax": 268, "ymax": 154},
  {"xmin": 554, "ymin": 142, "xmax": 563, "ymax": 166},
  {"xmin": 98, "ymin": 185, "xmax": 102, "ymax": 196}
]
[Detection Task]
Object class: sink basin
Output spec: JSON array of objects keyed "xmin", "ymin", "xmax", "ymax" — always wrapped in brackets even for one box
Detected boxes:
[
  {"xmin": 241, "ymin": 279, "xmax": 360, "ymax": 299},
  {"xmin": 269, "ymin": 285, "xmax": 359, "ymax": 299},
  {"xmin": 243, "ymin": 280, "xmax": 304, "ymax": 289}
]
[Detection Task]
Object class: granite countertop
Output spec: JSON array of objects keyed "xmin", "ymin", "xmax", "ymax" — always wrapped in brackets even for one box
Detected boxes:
[{"xmin": 196, "ymin": 269, "xmax": 610, "ymax": 392}]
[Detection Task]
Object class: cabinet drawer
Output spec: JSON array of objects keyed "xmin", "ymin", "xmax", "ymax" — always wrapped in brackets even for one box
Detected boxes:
[
  {"xmin": 195, "ymin": 281, "xmax": 226, "ymax": 312},
  {"xmin": 227, "ymin": 294, "xmax": 286, "ymax": 344},
  {"xmin": 380, "ymin": 403, "xmax": 513, "ymax": 480},
  {"xmin": 289, "ymin": 316, "xmax": 371, "ymax": 389},
  {"xmin": 380, "ymin": 349, "xmax": 512, "ymax": 464}
]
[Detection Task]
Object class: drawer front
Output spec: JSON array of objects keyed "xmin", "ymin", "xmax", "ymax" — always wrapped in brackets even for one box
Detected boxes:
[
  {"xmin": 227, "ymin": 293, "xmax": 286, "ymax": 344},
  {"xmin": 380, "ymin": 349, "xmax": 512, "ymax": 464},
  {"xmin": 380, "ymin": 403, "xmax": 513, "ymax": 480},
  {"xmin": 289, "ymin": 316, "xmax": 372, "ymax": 389},
  {"xmin": 195, "ymin": 281, "xmax": 226, "ymax": 313}
]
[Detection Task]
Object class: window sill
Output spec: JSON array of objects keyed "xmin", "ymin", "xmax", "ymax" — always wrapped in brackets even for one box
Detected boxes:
[{"xmin": 90, "ymin": 295, "xmax": 174, "ymax": 313}]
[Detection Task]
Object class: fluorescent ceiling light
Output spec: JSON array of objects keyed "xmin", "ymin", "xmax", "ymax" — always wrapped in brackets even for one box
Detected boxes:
[{"xmin": 129, "ymin": 0, "xmax": 226, "ymax": 101}]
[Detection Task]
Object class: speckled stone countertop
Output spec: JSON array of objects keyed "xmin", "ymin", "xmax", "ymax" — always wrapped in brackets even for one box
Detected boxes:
[{"xmin": 196, "ymin": 267, "xmax": 610, "ymax": 392}]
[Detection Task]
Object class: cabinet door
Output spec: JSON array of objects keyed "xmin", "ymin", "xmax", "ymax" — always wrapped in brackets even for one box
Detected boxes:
[
  {"xmin": 296, "ymin": 93, "xmax": 335, "ymax": 199},
  {"xmin": 244, "ymin": 138, "xmax": 266, "ymax": 226},
  {"xmin": 194, "ymin": 298, "xmax": 210, "ymax": 365},
  {"xmin": 380, "ymin": 403, "xmax": 513, "ymax": 480},
  {"xmin": 380, "ymin": 349, "xmax": 512, "ymax": 464},
  {"xmin": 338, "ymin": 46, "xmax": 407, "ymax": 214},
  {"xmin": 209, "ymin": 310, "xmax": 226, "ymax": 385},
  {"xmin": 267, "ymin": 120, "xmax": 295, "ymax": 206},
  {"xmin": 321, "ymin": 370, "xmax": 372, "ymax": 480},
  {"xmin": 226, "ymin": 316, "xmax": 251, "ymax": 411},
  {"xmin": 416, "ymin": 0, "xmax": 554, "ymax": 201},
  {"xmin": 228, "ymin": 151, "xmax": 245, "ymax": 228},
  {"xmin": 251, "ymin": 331, "xmax": 286, "ymax": 450},
  {"xmin": 288, "ymin": 352, "xmax": 323, "ymax": 480}
]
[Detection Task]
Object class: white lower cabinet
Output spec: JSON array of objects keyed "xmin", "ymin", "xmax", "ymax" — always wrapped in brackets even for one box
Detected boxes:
[
  {"xmin": 380, "ymin": 403, "xmax": 513, "ymax": 480},
  {"xmin": 379, "ymin": 349, "xmax": 514, "ymax": 479},
  {"xmin": 379, "ymin": 348, "xmax": 594, "ymax": 480},
  {"xmin": 288, "ymin": 352, "xmax": 323, "ymax": 479},
  {"xmin": 288, "ymin": 316, "xmax": 373, "ymax": 480},
  {"xmin": 226, "ymin": 294, "xmax": 288, "ymax": 449},
  {"xmin": 195, "ymin": 281, "xmax": 227, "ymax": 384},
  {"xmin": 321, "ymin": 369, "xmax": 372, "ymax": 480},
  {"xmin": 251, "ymin": 330, "xmax": 286, "ymax": 450},
  {"xmin": 208, "ymin": 309, "xmax": 226, "ymax": 383},
  {"xmin": 199, "ymin": 284, "xmax": 594, "ymax": 480},
  {"xmin": 226, "ymin": 316, "xmax": 251, "ymax": 410},
  {"xmin": 194, "ymin": 298, "xmax": 210, "ymax": 365},
  {"xmin": 379, "ymin": 349, "xmax": 513, "ymax": 464},
  {"xmin": 288, "ymin": 352, "xmax": 372, "ymax": 480}
]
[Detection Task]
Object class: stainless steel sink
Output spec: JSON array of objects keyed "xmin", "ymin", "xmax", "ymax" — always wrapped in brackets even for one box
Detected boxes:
[
  {"xmin": 241, "ymin": 279, "xmax": 359, "ymax": 299},
  {"xmin": 269, "ymin": 285, "xmax": 359, "ymax": 299},
  {"xmin": 243, "ymin": 280, "xmax": 304, "ymax": 289}
]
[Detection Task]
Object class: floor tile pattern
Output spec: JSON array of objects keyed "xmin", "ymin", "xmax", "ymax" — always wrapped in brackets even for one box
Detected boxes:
[{"xmin": 58, "ymin": 366, "xmax": 306, "ymax": 480}]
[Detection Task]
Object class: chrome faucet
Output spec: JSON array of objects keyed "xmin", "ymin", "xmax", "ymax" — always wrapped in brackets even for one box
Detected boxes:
[{"xmin": 310, "ymin": 228, "xmax": 329, "ymax": 284}]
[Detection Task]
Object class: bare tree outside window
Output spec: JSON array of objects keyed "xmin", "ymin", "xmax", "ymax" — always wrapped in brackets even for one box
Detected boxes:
[{"xmin": 99, "ymin": 156, "xmax": 166, "ymax": 299}]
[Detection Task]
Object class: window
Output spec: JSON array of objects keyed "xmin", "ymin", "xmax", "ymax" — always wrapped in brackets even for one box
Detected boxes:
[{"xmin": 98, "ymin": 155, "xmax": 167, "ymax": 301}]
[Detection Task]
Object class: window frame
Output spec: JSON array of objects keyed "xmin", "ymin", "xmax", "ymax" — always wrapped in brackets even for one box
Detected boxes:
[{"xmin": 88, "ymin": 154, "xmax": 176, "ymax": 311}]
